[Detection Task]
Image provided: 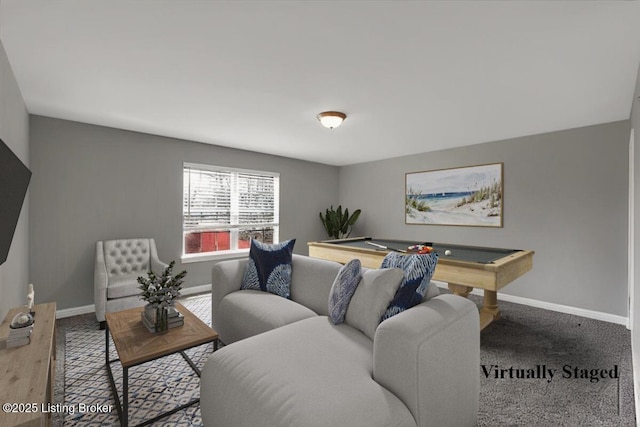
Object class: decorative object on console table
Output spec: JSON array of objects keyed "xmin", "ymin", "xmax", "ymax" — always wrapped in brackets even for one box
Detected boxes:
[
  {"xmin": 405, "ymin": 162, "xmax": 503, "ymax": 227},
  {"xmin": 27, "ymin": 283, "xmax": 35, "ymax": 316},
  {"xmin": 138, "ymin": 260, "xmax": 187, "ymax": 334},
  {"xmin": 319, "ymin": 205, "xmax": 361, "ymax": 239},
  {"xmin": 7, "ymin": 326, "xmax": 32, "ymax": 348},
  {"xmin": 7, "ymin": 312, "xmax": 34, "ymax": 348}
]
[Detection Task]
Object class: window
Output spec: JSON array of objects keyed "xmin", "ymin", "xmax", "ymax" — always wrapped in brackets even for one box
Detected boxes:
[{"xmin": 182, "ymin": 163, "xmax": 279, "ymax": 261}]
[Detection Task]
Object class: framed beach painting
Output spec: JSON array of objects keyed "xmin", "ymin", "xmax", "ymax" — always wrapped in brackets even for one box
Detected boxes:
[{"xmin": 405, "ymin": 163, "xmax": 503, "ymax": 227}]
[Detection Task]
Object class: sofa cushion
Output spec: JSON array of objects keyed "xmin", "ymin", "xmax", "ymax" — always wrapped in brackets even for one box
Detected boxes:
[
  {"xmin": 106, "ymin": 274, "xmax": 142, "ymax": 299},
  {"xmin": 345, "ymin": 268, "xmax": 403, "ymax": 340},
  {"xmin": 216, "ymin": 289, "xmax": 316, "ymax": 344},
  {"xmin": 201, "ymin": 316, "xmax": 417, "ymax": 427},
  {"xmin": 328, "ymin": 259, "xmax": 362, "ymax": 325},
  {"xmin": 422, "ymin": 281, "xmax": 440, "ymax": 302},
  {"xmin": 241, "ymin": 239, "xmax": 296, "ymax": 298},
  {"xmin": 380, "ymin": 252, "xmax": 439, "ymax": 321},
  {"xmin": 289, "ymin": 255, "xmax": 342, "ymax": 316}
]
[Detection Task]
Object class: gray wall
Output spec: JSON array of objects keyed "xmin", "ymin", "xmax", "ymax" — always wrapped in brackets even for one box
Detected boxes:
[
  {"xmin": 0, "ymin": 39, "xmax": 29, "ymax": 321},
  {"xmin": 29, "ymin": 116, "xmax": 339, "ymax": 311},
  {"xmin": 25, "ymin": 113, "xmax": 632, "ymax": 317},
  {"xmin": 339, "ymin": 121, "xmax": 630, "ymax": 316},
  {"xmin": 631, "ymin": 63, "xmax": 640, "ymax": 363}
]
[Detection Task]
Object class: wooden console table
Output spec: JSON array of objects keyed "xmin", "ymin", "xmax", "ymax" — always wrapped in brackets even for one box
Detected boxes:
[{"xmin": 0, "ymin": 302, "xmax": 57, "ymax": 427}]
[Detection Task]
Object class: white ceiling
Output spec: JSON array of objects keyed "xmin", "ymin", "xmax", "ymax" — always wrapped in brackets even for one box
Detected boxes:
[{"xmin": 1, "ymin": 1, "xmax": 640, "ymax": 166}]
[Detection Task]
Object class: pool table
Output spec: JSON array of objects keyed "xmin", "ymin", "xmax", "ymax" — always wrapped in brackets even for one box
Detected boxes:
[{"xmin": 308, "ymin": 237, "xmax": 534, "ymax": 330}]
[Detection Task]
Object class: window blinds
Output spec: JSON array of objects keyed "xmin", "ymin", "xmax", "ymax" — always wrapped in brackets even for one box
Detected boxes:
[{"xmin": 183, "ymin": 164, "xmax": 279, "ymax": 232}]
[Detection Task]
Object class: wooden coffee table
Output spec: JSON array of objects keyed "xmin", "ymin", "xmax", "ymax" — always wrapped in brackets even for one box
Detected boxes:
[{"xmin": 105, "ymin": 302, "xmax": 218, "ymax": 427}]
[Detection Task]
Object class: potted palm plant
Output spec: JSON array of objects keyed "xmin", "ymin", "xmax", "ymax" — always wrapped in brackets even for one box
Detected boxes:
[{"xmin": 319, "ymin": 205, "xmax": 361, "ymax": 239}]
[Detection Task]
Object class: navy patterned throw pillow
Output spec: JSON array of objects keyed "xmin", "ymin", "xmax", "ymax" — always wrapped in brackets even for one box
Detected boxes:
[
  {"xmin": 328, "ymin": 259, "xmax": 362, "ymax": 325},
  {"xmin": 241, "ymin": 239, "xmax": 296, "ymax": 298},
  {"xmin": 380, "ymin": 251, "xmax": 439, "ymax": 321}
]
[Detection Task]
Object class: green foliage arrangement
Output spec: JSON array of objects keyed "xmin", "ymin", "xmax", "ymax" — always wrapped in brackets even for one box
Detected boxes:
[
  {"xmin": 319, "ymin": 205, "xmax": 361, "ymax": 239},
  {"xmin": 138, "ymin": 261, "xmax": 187, "ymax": 308}
]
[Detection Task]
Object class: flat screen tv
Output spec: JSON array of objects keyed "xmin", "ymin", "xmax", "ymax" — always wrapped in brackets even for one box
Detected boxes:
[{"xmin": 0, "ymin": 136, "xmax": 31, "ymax": 265}]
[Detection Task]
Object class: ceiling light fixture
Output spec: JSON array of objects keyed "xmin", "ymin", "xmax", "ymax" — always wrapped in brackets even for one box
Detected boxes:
[{"xmin": 317, "ymin": 111, "xmax": 346, "ymax": 129}]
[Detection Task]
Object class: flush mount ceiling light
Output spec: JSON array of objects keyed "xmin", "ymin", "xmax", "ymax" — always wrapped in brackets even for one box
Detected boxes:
[{"xmin": 317, "ymin": 111, "xmax": 346, "ymax": 129}]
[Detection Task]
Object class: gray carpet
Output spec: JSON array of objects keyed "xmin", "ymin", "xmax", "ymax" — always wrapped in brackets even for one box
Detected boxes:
[
  {"xmin": 474, "ymin": 293, "xmax": 636, "ymax": 427},
  {"xmin": 53, "ymin": 293, "xmax": 636, "ymax": 426}
]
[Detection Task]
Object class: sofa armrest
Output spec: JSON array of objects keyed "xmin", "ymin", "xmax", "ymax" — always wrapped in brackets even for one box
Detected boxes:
[
  {"xmin": 149, "ymin": 238, "xmax": 169, "ymax": 273},
  {"xmin": 373, "ymin": 294, "xmax": 479, "ymax": 427},
  {"xmin": 94, "ymin": 241, "xmax": 108, "ymax": 322},
  {"xmin": 150, "ymin": 257, "xmax": 169, "ymax": 274},
  {"xmin": 211, "ymin": 258, "xmax": 249, "ymax": 333}
]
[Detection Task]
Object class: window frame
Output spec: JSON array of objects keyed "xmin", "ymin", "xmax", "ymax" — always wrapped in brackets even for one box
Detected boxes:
[{"xmin": 181, "ymin": 162, "xmax": 280, "ymax": 263}]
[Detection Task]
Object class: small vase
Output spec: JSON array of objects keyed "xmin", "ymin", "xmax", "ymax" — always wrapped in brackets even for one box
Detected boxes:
[{"xmin": 155, "ymin": 307, "xmax": 169, "ymax": 334}]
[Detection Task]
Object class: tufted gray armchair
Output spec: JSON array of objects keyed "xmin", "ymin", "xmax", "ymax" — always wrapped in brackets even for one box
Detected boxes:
[{"xmin": 94, "ymin": 238, "xmax": 168, "ymax": 327}]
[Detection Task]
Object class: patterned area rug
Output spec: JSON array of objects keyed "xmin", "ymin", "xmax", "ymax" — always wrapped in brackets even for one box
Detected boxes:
[{"xmin": 64, "ymin": 295, "xmax": 214, "ymax": 426}]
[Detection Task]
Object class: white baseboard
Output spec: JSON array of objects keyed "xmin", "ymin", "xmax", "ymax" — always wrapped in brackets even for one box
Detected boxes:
[
  {"xmin": 432, "ymin": 281, "xmax": 628, "ymax": 326},
  {"xmin": 492, "ymin": 291, "xmax": 628, "ymax": 325},
  {"xmin": 55, "ymin": 284, "xmax": 213, "ymax": 319},
  {"xmin": 56, "ymin": 304, "xmax": 95, "ymax": 319},
  {"xmin": 633, "ymin": 338, "xmax": 640, "ymax": 427}
]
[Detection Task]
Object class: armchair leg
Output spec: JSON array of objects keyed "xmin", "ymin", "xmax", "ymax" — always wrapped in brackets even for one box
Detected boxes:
[{"xmin": 99, "ymin": 321, "xmax": 106, "ymax": 330}]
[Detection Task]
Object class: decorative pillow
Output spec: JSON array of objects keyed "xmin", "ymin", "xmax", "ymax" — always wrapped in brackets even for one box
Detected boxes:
[
  {"xmin": 328, "ymin": 259, "xmax": 362, "ymax": 325},
  {"xmin": 344, "ymin": 268, "xmax": 404, "ymax": 340},
  {"xmin": 422, "ymin": 281, "xmax": 440, "ymax": 302},
  {"xmin": 380, "ymin": 251, "xmax": 439, "ymax": 321},
  {"xmin": 241, "ymin": 239, "xmax": 296, "ymax": 298}
]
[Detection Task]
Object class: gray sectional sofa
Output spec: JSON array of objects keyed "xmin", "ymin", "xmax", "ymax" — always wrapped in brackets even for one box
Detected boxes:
[{"xmin": 200, "ymin": 254, "xmax": 480, "ymax": 427}]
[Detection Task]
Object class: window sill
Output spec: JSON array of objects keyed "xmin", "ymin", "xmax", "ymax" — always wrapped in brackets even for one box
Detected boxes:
[{"xmin": 181, "ymin": 250, "xmax": 249, "ymax": 264}]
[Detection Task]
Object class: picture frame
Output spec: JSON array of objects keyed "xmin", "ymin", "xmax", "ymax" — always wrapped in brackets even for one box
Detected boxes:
[{"xmin": 405, "ymin": 163, "xmax": 503, "ymax": 227}]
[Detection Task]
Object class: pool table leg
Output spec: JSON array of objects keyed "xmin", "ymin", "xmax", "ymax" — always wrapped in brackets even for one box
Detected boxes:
[
  {"xmin": 479, "ymin": 290, "xmax": 501, "ymax": 330},
  {"xmin": 448, "ymin": 284, "xmax": 501, "ymax": 330},
  {"xmin": 448, "ymin": 283, "xmax": 473, "ymax": 298}
]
